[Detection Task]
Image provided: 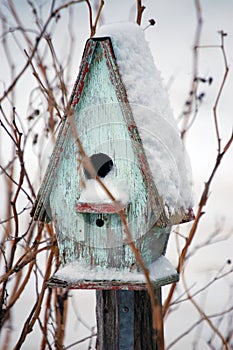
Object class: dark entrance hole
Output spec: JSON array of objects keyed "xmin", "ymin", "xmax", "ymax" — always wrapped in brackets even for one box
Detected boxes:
[
  {"xmin": 96, "ymin": 217, "xmax": 105, "ymax": 227},
  {"xmin": 84, "ymin": 153, "xmax": 113, "ymax": 179}
]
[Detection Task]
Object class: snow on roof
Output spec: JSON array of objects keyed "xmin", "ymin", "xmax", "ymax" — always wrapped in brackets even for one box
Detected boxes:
[{"xmin": 96, "ymin": 22, "xmax": 193, "ymax": 214}]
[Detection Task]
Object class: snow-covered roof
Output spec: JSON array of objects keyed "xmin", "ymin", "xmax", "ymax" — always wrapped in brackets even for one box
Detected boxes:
[{"xmin": 96, "ymin": 22, "xmax": 193, "ymax": 214}]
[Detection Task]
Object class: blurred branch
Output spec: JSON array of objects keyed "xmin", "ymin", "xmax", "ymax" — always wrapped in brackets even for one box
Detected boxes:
[
  {"xmin": 8, "ymin": 0, "xmax": 34, "ymax": 50},
  {"xmin": 0, "ymin": 205, "xmax": 31, "ymax": 225},
  {"xmin": 13, "ymin": 244, "xmax": 57, "ymax": 349},
  {"xmin": 0, "ymin": 165, "xmax": 33, "ymax": 204},
  {"xmin": 136, "ymin": 0, "xmax": 146, "ymax": 25},
  {"xmin": 39, "ymin": 288, "xmax": 53, "ymax": 350},
  {"xmin": 65, "ymin": 333, "xmax": 98, "ymax": 349},
  {"xmin": 0, "ymin": 237, "xmax": 55, "ymax": 285},
  {"xmin": 24, "ymin": 49, "xmax": 63, "ymax": 122},
  {"xmin": 163, "ymin": 6, "xmax": 232, "ymax": 317},
  {"xmin": 171, "ymin": 262, "xmax": 232, "ymax": 306},
  {"xmin": 181, "ymin": 271, "xmax": 230, "ymax": 349},
  {"xmin": 212, "ymin": 30, "xmax": 229, "ymax": 153},
  {"xmin": 180, "ymin": 0, "xmax": 203, "ymax": 139},
  {"xmin": 0, "ymin": 108, "xmax": 17, "ymax": 145},
  {"xmin": 0, "ymin": 0, "xmax": 86, "ymax": 104},
  {"xmin": 185, "ymin": 226, "xmax": 230, "ymax": 260},
  {"xmin": 163, "ymin": 129, "xmax": 233, "ymax": 316},
  {"xmin": 185, "ymin": 30, "xmax": 230, "ymax": 151},
  {"xmin": 85, "ymin": 0, "xmax": 105, "ymax": 37},
  {"xmin": 167, "ymin": 302, "xmax": 233, "ymax": 349}
]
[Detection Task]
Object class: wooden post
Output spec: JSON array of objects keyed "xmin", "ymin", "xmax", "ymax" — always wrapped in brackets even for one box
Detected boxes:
[{"xmin": 96, "ymin": 289, "xmax": 162, "ymax": 350}]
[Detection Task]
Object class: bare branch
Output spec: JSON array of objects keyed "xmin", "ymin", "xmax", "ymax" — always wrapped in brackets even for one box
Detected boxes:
[
  {"xmin": 0, "ymin": 1, "xmax": 85, "ymax": 104},
  {"xmin": 136, "ymin": 0, "xmax": 146, "ymax": 25},
  {"xmin": 180, "ymin": 0, "xmax": 203, "ymax": 139},
  {"xmin": 213, "ymin": 31, "xmax": 229, "ymax": 153},
  {"xmin": 164, "ymin": 8, "xmax": 232, "ymax": 317},
  {"xmin": 85, "ymin": 0, "xmax": 105, "ymax": 37},
  {"xmin": 181, "ymin": 272, "xmax": 230, "ymax": 349},
  {"xmin": 13, "ymin": 245, "xmax": 56, "ymax": 349}
]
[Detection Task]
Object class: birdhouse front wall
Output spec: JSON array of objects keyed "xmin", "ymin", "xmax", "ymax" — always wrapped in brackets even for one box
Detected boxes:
[{"xmin": 49, "ymin": 40, "xmax": 169, "ymax": 271}]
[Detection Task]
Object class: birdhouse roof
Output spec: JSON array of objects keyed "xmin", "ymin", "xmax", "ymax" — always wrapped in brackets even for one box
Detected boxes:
[{"xmin": 31, "ymin": 23, "xmax": 194, "ymax": 226}]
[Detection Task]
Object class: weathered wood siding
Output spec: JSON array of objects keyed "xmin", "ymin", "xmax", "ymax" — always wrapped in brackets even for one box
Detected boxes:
[{"xmin": 50, "ymin": 41, "xmax": 169, "ymax": 271}]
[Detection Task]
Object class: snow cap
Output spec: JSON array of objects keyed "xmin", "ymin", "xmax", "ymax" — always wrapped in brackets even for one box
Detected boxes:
[{"xmin": 96, "ymin": 22, "xmax": 193, "ymax": 215}]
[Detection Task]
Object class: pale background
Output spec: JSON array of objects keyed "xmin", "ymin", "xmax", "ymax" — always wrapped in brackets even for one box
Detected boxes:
[{"xmin": 0, "ymin": 0, "xmax": 232, "ymax": 349}]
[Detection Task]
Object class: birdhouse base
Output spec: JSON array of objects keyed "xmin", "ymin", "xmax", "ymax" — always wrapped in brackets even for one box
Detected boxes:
[{"xmin": 47, "ymin": 256, "xmax": 179, "ymax": 290}]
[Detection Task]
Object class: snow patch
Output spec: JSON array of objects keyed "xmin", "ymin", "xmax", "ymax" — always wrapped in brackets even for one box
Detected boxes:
[
  {"xmin": 79, "ymin": 172, "xmax": 129, "ymax": 204},
  {"xmin": 54, "ymin": 256, "xmax": 177, "ymax": 283}
]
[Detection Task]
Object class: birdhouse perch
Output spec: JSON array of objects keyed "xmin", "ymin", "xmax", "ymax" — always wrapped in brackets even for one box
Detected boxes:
[{"xmin": 31, "ymin": 22, "xmax": 194, "ymax": 290}]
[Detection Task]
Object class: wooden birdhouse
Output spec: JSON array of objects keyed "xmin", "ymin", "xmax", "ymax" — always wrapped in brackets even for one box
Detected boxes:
[{"xmin": 31, "ymin": 23, "xmax": 194, "ymax": 290}]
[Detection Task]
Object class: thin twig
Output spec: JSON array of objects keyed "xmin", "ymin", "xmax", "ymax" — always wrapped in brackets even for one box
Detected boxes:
[
  {"xmin": 13, "ymin": 245, "xmax": 56, "ymax": 349},
  {"xmin": 163, "ymin": 130, "xmax": 233, "ymax": 316},
  {"xmin": 163, "ymin": 0, "xmax": 232, "ymax": 316},
  {"xmin": 24, "ymin": 49, "xmax": 63, "ymax": 120},
  {"xmin": 136, "ymin": 0, "xmax": 146, "ymax": 26},
  {"xmin": 65, "ymin": 333, "xmax": 97, "ymax": 349},
  {"xmin": 0, "ymin": 1, "xmax": 84, "ymax": 104},
  {"xmin": 213, "ymin": 30, "xmax": 229, "ymax": 154},
  {"xmin": 85, "ymin": 0, "xmax": 104, "ymax": 37},
  {"xmin": 181, "ymin": 270, "xmax": 229, "ymax": 349},
  {"xmin": 181, "ymin": 0, "xmax": 203, "ymax": 139}
]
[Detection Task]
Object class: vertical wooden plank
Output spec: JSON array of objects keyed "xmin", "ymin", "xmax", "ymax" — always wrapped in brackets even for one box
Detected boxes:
[
  {"xmin": 119, "ymin": 291, "xmax": 134, "ymax": 349},
  {"xmin": 96, "ymin": 290, "xmax": 119, "ymax": 349},
  {"xmin": 96, "ymin": 289, "xmax": 162, "ymax": 350},
  {"xmin": 134, "ymin": 289, "xmax": 161, "ymax": 350}
]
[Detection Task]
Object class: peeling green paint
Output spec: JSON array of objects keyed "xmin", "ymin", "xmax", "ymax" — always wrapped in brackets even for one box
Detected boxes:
[
  {"xmin": 28, "ymin": 37, "xmax": 189, "ymax": 290},
  {"xmin": 49, "ymin": 41, "xmax": 169, "ymax": 275}
]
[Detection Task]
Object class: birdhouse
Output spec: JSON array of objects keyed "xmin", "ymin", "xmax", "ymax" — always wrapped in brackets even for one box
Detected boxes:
[{"xmin": 31, "ymin": 23, "xmax": 194, "ymax": 290}]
